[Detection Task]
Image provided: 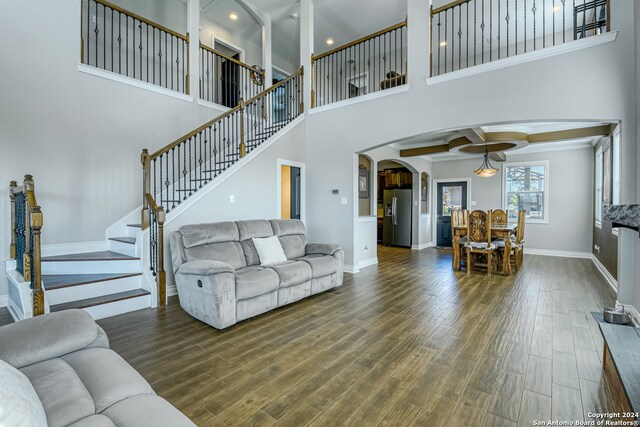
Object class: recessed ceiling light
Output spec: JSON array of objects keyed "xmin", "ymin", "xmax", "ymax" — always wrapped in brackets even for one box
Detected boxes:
[
  {"xmin": 439, "ymin": 41, "xmax": 447, "ymax": 47},
  {"xmin": 552, "ymin": 5, "xmax": 561, "ymax": 12},
  {"xmin": 326, "ymin": 38, "xmax": 334, "ymax": 46},
  {"xmin": 229, "ymin": 13, "xmax": 238, "ymax": 21}
]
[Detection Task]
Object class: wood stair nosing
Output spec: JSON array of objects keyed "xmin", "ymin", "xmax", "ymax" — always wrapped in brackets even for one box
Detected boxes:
[
  {"xmin": 50, "ymin": 289, "xmax": 151, "ymax": 312},
  {"xmin": 43, "ymin": 272, "xmax": 142, "ymax": 291}
]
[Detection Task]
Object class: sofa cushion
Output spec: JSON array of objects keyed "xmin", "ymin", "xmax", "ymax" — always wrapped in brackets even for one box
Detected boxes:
[
  {"xmin": 278, "ymin": 235, "xmax": 307, "ymax": 259},
  {"xmin": 269, "ymin": 219, "xmax": 307, "ymax": 259},
  {"xmin": 101, "ymin": 394, "xmax": 196, "ymax": 427},
  {"xmin": 68, "ymin": 415, "xmax": 117, "ymax": 427},
  {"xmin": 0, "ymin": 358, "xmax": 48, "ymax": 427},
  {"xmin": 180, "ymin": 222, "xmax": 239, "ymax": 247},
  {"xmin": 235, "ymin": 266, "xmax": 280, "ymax": 300},
  {"xmin": 61, "ymin": 347, "xmax": 155, "ymax": 413},
  {"xmin": 177, "ymin": 260, "xmax": 235, "ymax": 275},
  {"xmin": 269, "ymin": 219, "xmax": 306, "ymax": 236},
  {"xmin": 253, "ymin": 236, "xmax": 288, "ymax": 266},
  {"xmin": 265, "ymin": 260, "xmax": 312, "ymax": 288},
  {"xmin": 20, "ymin": 358, "xmax": 95, "ymax": 427},
  {"xmin": 236, "ymin": 220, "xmax": 273, "ymax": 240},
  {"xmin": 297, "ymin": 255, "xmax": 339, "ymax": 279},
  {"xmin": 184, "ymin": 241, "xmax": 246, "ymax": 270}
]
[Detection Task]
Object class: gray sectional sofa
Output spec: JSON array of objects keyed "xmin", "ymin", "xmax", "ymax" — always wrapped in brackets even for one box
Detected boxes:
[
  {"xmin": 169, "ymin": 219, "xmax": 344, "ymax": 329},
  {"xmin": 0, "ymin": 310, "xmax": 194, "ymax": 427}
]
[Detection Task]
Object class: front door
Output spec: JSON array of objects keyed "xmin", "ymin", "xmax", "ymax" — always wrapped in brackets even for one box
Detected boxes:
[{"xmin": 436, "ymin": 181, "xmax": 467, "ymax": 247}]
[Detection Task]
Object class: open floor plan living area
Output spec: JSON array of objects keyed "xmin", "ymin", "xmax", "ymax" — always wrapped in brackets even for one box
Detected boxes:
[{"xmin": 1, "ymin": 0, "xmax": 640, "ymax": 426}]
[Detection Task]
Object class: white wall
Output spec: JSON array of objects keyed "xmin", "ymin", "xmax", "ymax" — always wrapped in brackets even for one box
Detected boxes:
[
  {"xmin": 432, "ymin": 148, "xmax": 594, "ymax": 253},
  {"xmin": 162, "ymin": 120, "xmax": 306, "ymax": 288},
  {"xmin": 304, "ymin": 0, "xmax": 636, "ymax": 270},
  {"xmin": 0, "ymin": 0, "xmax": 228, "ymax": 297}
]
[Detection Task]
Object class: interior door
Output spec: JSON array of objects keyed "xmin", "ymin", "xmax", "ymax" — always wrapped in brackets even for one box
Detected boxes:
[
  {"xmin": 436, "ymin": 182, "xmax": 467, "ymax": 247},
  {"xmin": 290, "ymin": 166, "xmax": 301, "ymax": 220}
]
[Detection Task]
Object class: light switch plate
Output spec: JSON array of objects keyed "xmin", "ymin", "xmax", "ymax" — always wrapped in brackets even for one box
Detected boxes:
[
  {"xmin": 341, "ymin": 197, "xmax": 348, "ymax": 205},
  {"xmin": 471, "ymin": 201, "xmax": 477, "ymax": 206},
  {"xmin": 229, "ymin": 195, "xmax": 235, "ymax": 203}
]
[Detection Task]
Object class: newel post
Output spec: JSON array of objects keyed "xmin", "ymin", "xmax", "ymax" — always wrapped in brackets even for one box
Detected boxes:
[
  {"xmin": 239, "ymin": 98, "xmax": 247, "ymax": 158},
  {"xmin": 31, "ymin": 205, "xmax": 44, "ymax": 317},
  {"xmin": 141, "ymin": 149, "xmax": 150, "ymax": 229},
  {"xmin": 156, "ymin": 208, "xmax": 166, "ymax": 306},
  {"xmin": 23, "ymin": 175, "xmax": 33, "ymax": 282},
  {"xmin": 9, "ymin": 180, "xmax": 16, "ymax": 258}
]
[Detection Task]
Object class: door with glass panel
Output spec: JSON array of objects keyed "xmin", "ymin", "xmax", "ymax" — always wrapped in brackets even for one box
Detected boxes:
[{"xmin": 436, "ymin": 182, "xmax": 467, "ymax": 247}]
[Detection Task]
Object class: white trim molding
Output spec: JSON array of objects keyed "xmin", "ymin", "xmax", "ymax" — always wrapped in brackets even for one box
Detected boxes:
[
  {"xmin": 358, "ymin": 257, "xmax": 378, "ymax": 269},
  {"xmin": 0, "ymin": 295, "xmax": 7, "ymax": 308},
  {"xmin": 78, "ymin": 64, "xmax": 194, "ymax": 102},
  {"xmin": 412, "ymin": 242, "xmax": 434, "ymax": 251},
  {"xmin": 591, "ymin": 255, "xmax": 618, "ymax": 294},
  {"xmin": 624, "ymin": 305, "xmax": 640, "ymax": 327},
  {"xmin": 523, "ymin": 248, "xmax": 592, "ymax": 258},
  {"xmin": 343, "ymin": 264, "xmax": 359, "ymax": 274},
  {"xmin": 308, "ymin": 85, "xmax": 410, "ymax": 115},
  {"xmin": 426, "ymin": 31, "xmax": 618, "ymax": 86}
]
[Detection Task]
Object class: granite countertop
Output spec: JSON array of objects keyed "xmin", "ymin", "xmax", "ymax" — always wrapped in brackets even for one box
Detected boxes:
[{"xmin": 604, "ymin": 204, "xmax": 640, "ymax": 231}]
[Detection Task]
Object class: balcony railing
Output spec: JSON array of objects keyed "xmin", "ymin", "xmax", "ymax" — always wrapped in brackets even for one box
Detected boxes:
[
  {"xmin": 430, "ymin": 0, "xmax": 611, "ymax": 76},
  {"xmin": 311, "ymin": 20, "xmax": 407, "ymax": 108},
  {"xmin": 199, "ymin": 43, "xmax": 265, "ymax": 108},
  {"xmin": 81, "ymin": 0, "xmax": 190, "ymax": 94}
]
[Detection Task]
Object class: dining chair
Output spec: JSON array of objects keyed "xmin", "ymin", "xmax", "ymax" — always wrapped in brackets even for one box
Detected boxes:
[
  {"xmin": 465, "ymin": 210, "xmax": 497, "ymax": 276},
  {"xmin": 491, "ymin": 209, "xmax": 508, "ymax": 225},
  {"xmin": 452, "ymin": 209, "xmax": 469, "ymax": 256},
  {"xmin": 494, "ymin": 209, "xmax": 526, "ymax": 272}
]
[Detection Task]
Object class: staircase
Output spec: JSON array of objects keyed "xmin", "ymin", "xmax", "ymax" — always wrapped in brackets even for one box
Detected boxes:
[{"xmin": 6, "ymin": 68, "xmax": 304, "ymax": 322}]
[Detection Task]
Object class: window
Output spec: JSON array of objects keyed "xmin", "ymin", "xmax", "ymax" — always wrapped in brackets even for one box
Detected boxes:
[
  {"xmin": 420, "ymin": 172, "xmax": 430, "ymax": 214},
  {"xmin": 442, "ymin": 185, "xmax": 463, "ymax": 215},
  {"xmin": 595, "ymin": 147, "xmax": 603, "ymax": 228},
  {"xmin": 612, "ymin": 128, "xmax": 620, "ymax": 234},
  {"xmin": 503, "ymin": 162, "xmax": 548, "ymax": 223}
]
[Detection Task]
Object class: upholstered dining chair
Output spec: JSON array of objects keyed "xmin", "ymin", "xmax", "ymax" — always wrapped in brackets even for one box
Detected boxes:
[
  {"xmin": 491, "ymin": 209, "xmax": 508, "ymax": 225},
  {"xmin": 452, "ymin": 209, "xmax": 469, "ymax": 261},
  {"xmin": 465, "ymin": 210, "xmax": 497, "ymax": 276},
  {"xmin": 494, "ymin": 209, "xmax": 527, "ymax": 272}
]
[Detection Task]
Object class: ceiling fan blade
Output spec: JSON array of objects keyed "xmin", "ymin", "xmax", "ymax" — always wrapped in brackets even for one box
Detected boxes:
[{"xmin": 489, "ymin": 152, "xmax": 507, "ymax": 162}]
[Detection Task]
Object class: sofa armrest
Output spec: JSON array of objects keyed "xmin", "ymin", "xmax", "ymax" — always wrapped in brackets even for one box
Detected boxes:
[
  {"xmin": 0, "ymin": 310, "xmax": 106, "ymax": 369},
  {"xmin": 177, "ymin": 260, "xmax": 235, "ymax": 276},
  {"xmin": 305, "ymin": 243, "xmax": 341, "ymax": 256}
]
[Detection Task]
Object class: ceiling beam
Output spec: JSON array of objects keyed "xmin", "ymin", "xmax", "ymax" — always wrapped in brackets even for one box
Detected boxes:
[
  {"xmin": 528, "ymin": 124, "xmax": 612, "ymax": 143},
  {"xmin": 459, "ymin": 127, "xmax": 486, "ymax": 144},
  {"xmin": 400, "ymin": 144, "xmax": 450, "ymax": 157}
]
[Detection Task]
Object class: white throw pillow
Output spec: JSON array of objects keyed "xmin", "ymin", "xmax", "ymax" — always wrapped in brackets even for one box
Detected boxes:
[
  {"xmin": 0, "ymin": 358, "xmax": 48, "ymax": 427},
  {"xmin": 253, "ymin": 236, "xmax": 287, "ymax": 266}
]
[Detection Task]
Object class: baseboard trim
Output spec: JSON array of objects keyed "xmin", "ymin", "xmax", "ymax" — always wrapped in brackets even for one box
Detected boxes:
[
  {"xmin": 411, "ymin": 242, "xmax": 434, "ymax": 251},
  {"xmin": 590, "ymin": 254, "xmax": 618, "ymax": 293},
  {"xmin": 624, "ymin": 305, "xmax": 640, "ymax": 327},
  {"xmin": 358, "ymin": 257, "xmax": 378, "ymax": 269},
  {"xmin": 42, "ymin": 241, "xmax": 108, "ymax": 257},
  {"xmin": 343, "ymin": 264, "xmax": 359, "ymax": 274},
  {"xmin": 167, "ymin": 285, "xmax": 178, "ymax": 298},
  {"xmin": 0, "ymin": 295, "xmax": 7, "ymax": 308},
  {"xmin": 524, "ymin": 248, "xmax": 593, "ymax": 259}
]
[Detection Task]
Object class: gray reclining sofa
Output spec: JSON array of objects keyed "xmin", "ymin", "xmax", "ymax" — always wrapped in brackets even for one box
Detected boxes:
[
  {"xmin": 169, "ymin": 219, "xmax": 344, "ymax": 329},
  {"xmin": 0, "ymin": 310, "xmax": 195, "ymax": 427}
]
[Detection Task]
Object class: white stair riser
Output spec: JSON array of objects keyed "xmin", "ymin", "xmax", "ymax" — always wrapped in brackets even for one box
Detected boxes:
[
  {"xmin": 45, "ymin": 276, "xmax": 142, "ymax": 305},
  {"xmin": 109, "ymin": 240, "xmax": 137, "ymax": 257},
  {"xmin": 83, "ymin": 294, "xmax": 151, "ymax": 320},
  {"xmin": 42, "ymin": 260, "xmax": 140, "ymax": 275},
  {"xmin": 125, "ymin": 226, "xmax": 140, "ymax": 238}
]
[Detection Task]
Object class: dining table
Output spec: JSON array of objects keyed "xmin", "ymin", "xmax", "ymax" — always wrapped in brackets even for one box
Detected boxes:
[{"xmin": 452, "ymin": 223, "xmax": 519, "ymax": 275}]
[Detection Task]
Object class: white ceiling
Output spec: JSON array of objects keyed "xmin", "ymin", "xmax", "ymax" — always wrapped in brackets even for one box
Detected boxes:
[
  {"xmin": 388, "ymin": 121, "xmax": 612, "ymax": 161},
  {"xmin": 199, "ymin": 0, "xmax": 407, "ymax": 70}
]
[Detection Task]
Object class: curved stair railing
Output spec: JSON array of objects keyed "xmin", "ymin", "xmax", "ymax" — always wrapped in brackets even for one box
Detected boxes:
[
  {"xmin": 141, "ymin": 67, "xmax": 304, "ymax": 304},
  {"xmin": 9, "ymin": 175, "xmax": 44, "ymax": 316}
]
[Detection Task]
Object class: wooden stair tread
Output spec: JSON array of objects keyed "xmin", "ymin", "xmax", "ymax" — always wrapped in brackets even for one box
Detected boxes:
[
  {"xmin": 43, "ymin": 273, "xmax": 142, "ymax": 290},
  {"xmin": 108, "ymin": 237, "xmax": 136, "ymax": 244},
  {"xmin": 43, "ymin": 251, "xmax": 139, "ymax": 262},
  {"xmin": 50, "ymin": 289, "xmax": 150, "ymax": 312}
]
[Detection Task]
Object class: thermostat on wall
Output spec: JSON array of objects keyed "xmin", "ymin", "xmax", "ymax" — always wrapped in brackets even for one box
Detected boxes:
[{"xmin": 331, "ymin": 189, "xmax": 339, "ymax": 195}]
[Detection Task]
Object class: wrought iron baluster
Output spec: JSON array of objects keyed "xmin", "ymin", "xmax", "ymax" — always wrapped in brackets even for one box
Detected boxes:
[
  {"xmin": 543, "ymin": 0, "xmax": 546, "ymax": 48},
  {"xmin": 95, "ymin": 3, "xmax": 99, "ymax": 67},
  {"xmin": 489, "ymin": 0, "xmax": 493, "ymax": 61},
  {"xmin": 498, "ymin": 0, "xmax": 501, "ymax": 59}
]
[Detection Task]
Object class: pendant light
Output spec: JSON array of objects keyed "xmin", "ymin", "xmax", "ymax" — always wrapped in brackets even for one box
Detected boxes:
[{"xmin": 474, "ymin": 147, "xmax": 499, "ymax": 177}]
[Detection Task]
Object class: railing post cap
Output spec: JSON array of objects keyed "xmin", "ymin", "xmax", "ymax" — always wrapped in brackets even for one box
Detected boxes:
[
  {"xmin": 10, "ymin": 180, "xmax": 17, "ymax": 187},
  {"xmin": 24, "ymin": 174, "xmax": 33, "ymax": 181}
]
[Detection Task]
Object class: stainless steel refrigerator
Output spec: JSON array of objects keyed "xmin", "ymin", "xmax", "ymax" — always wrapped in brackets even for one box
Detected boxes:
[{"xmin": 383, "ymin": 189, "xmax": 412, "ymax": 247}]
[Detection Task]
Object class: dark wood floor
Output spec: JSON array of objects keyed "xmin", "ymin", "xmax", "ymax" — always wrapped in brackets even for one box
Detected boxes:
[{"xmin": 0, "ymin": 247, "xmax": 617, "ymax": 426}]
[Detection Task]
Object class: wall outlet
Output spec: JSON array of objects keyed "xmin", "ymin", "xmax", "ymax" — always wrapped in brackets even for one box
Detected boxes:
[
  {"xmin": 229, "ymin": 195, "xmax": 235, "ymax": 203},
  {"xmin": 471, "ymin": 201, "xmax": 477, "ymax": 206},
  {"xmin": 341, "ymin": 197, "xmax": 348, "ymax": 205},
  {"xmin": 364, "ymin": 245, "xmax": 369, "ymax": 253},
  {"xmin": 594, "ymin": 244, "xmax": 600, "ymax": 253}
]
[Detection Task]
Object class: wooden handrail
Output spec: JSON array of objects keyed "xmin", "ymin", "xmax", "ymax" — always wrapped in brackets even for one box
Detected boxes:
[
  {"xmin": 9, "ymin": 175, "xmax": 44, "ymax": 316},
  {"xmin": 431, "ymin": 0, "xmax": 472, "ymax": 15},
  {"xmin": 312, "ymin": 20, "xmax": 407, "ymax": 61},
  {"xmin": 150, "ymin": 67, "xmax": 304, "ymax": 159},
  {"xmin": 199, "ymin": 43, "xmax": 264, "ymax": 73},
  {"xmin": 91, "ymin": 0, "xmax": 189, "ymax": 41}
]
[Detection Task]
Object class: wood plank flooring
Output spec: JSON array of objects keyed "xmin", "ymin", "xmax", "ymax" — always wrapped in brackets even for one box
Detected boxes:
[{"xmin": 1, "ymin": 247, "xmax": 618, "ymax": 426}]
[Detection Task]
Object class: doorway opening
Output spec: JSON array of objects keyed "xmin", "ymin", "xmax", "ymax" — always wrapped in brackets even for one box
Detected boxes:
[
  {"xmin": 434, "ymin": 180, "xmax": 469, "ymax": 248},
  {"xmin": 278, "ymin": 160, "xmax": 304, "ymax": 221},
  {"xmin": 377, "ymin": 160, "xmax": 413, "ymax": 248},
  {"xmin": 272, "ymin": 68, "xmax": 289, "ymax": 124},
  {"xmin": 214, "ymin": 40, "xmax": 242, "ymax": 108}
]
